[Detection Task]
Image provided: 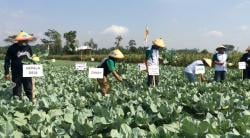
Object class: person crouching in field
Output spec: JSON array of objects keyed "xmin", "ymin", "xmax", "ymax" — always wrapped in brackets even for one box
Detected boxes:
[
  {"xmin": 4, "ymin": 31, "xmax": 34, "ymax": 101},
  {"xmin": 97, "ymin": 49, "xmax": 124, "ymax": 96},
  {"xmin": 212, "ymin": 45, "xmax": 228, "ymax": 82},
  {"xmin": 184, "ymin": 58, "xmax": 212, "ymax": 82},
  {"xmin": 145, "ymin": 38, "xmax": 165, "ymax": 86},
  {"xmin": 240, "ymin": 47, "xmax": 250, "ymax": 79}
]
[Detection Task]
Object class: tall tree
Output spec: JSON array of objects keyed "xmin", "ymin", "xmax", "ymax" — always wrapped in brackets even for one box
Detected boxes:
[
  {"xmin": 84, "ymin": 38, "xmax": 98, "ymax": 50},
  {"xmin": 63, "ymin": 31, "xmax": 77, "ymax": 54},
  {"xmin": 127, "ymin": 40, "xmax": 137, "ymax": 52},
  {"xmin": 41, "ymin": 29, "xmax": 62, "ymax": 55},
  {"xmin": 223, "ymin": 44, "xmax": 235, "ymax": 53},
  {"xmin": 128, "ymin": 40, "xmax": 136, "ymax": 49},
  {"xmin": 115, "ymin": 35, "xmax": 123, "ymax": 48}
]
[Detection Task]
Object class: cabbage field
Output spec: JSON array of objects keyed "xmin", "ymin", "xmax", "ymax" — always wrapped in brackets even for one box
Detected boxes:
[{"xmin": 0, "ymin": 62, "xmax": 250, "ymax": 137}]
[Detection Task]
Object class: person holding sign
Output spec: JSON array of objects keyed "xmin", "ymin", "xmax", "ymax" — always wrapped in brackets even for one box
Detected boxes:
[
  {"xmin": 184, "ymin": 58, "xmax": 212, "ymax": 82},
  {"xmin": 145, "ymin": 38, "xmax": 165, "ymax": 86},
  {"xmin": 97, "ymin": 49, "xmax": 124, "ymax": 96},
  {"xmin": 4, "ymin": 31, "xmax": 35, "ymax": 101},
  {"xmin": 212, "ymin": 45, "xmax": 228, "ymax": 82},
  {"xmin": 240, "ymin": 47, "xmax": 250, "ymax": 79}
]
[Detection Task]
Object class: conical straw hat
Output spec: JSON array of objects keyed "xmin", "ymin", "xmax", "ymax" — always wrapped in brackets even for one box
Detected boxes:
[
  {"xmin": 15, "ymin": 31, "xmax": 33, "ymax": 41},
  {"xmin": 152, "ymin": 38, "xmax": 165, "ymax": 48},
  {"xmin": 109, "ymin": 49, "xmax": 124, "ymax": 59}
]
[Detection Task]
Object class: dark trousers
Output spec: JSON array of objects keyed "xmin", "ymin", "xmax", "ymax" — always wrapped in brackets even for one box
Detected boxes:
[
  {"xmin": 214, "ymin": 71, "xmax": 226, "ymax": 82},
  {"xmin": 243, "ymin": 69, "xmax": 250, "ymax": 79},
  {"xmin": 147, "ymin": 75, "xmax": 159, "ymax": 86},
  {"xmin": 12, "ymin": 75, "xmax": 33, "ymax": 100}
]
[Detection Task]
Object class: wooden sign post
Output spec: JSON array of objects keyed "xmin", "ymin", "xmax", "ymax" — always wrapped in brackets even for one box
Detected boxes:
[
  {"xmin": 23, "ymin": 64, "xmax": 44, "ymax": 103},
  {"xmin": 238, "ymin": 62, "xmax": 246, "ymax": 80},
  {"xmin": 88, "ymin": 68, "xmax": 104, "ymax": 79},
  {"xmin": 148, "ymin": 65, "xmax": 159, "ymax": 87},
  {"xmin": 23, "ymin": 65, "xmax": 44, "ymax": 77},
  {"xmin": 75, "ymin": 62, "xmax": 87, "ymax": 71}
]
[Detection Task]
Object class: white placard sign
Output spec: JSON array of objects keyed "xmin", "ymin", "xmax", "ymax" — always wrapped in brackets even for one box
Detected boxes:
[
  {"xmin": 23, "ymin": 65, "xmax": 44, "ymax": 77},
  {"xmin": 88, "ymin": 68, "xmax": 104, "ymax": 78},
  {"xmin": 195, "ymin": 66, "xmax": 205, "ymax": 74},
  {"xmin": 148, "ymin": 65, "xmax": 159, "ymax": 75},
  {"xmin": 238, "ymin": 62, "xmax": 246, "ymax": 70},
  {"xmin": 75, "ymin": 62, "xmax": 87, "ymax": 70},
  {"xmin": 138, "ymin": 63, "xmax": 146, "ymax": 71}
]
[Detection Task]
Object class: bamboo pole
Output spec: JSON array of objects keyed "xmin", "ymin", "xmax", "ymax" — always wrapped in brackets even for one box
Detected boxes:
[
  {"xmin": 32, "ymin": 78, "xmax": 35, "ymax": 103},
  {"xmin": 153, "ymin": 75, "xmax": 156, "ymax": 87}
]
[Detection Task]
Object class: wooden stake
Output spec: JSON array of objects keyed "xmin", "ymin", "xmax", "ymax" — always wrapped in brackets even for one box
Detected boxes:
[
  {"xmin": 153, "ymin": 75, "xmax": 156, "ymax": 87},
  {"xmin": 81, "ymin": 51, "xmax": 83, "ymax": 61},
  {"xmin": 242, "ymin": 70, "xmax": 244, "ymax": 80},
  {"xmin": 32, "ymin": 78, "xmax": 35, "ymax": 103}
]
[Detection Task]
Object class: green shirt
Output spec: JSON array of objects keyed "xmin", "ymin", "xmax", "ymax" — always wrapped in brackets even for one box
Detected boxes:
[
  {"xmin": 106, "ymin": 59, "xmax": 116, "ymax": 72},
  {"xmin": 98, "ymin": 58, "xmax": 117, "ymax": 76}
]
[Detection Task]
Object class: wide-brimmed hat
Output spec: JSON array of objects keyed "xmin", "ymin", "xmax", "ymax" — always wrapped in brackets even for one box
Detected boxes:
[
  {"xmin": 202, "ymin": 58, "xmax": 212, "ymax": 67},
  {"xmin": 15, "ymin": 31, "xmax": 33, "ymax": 41},
  {"xmin": 152, "ymin": 38, "xmax": 165, "ymax": 48},
  {"xmin": 109, "ymin": 49, "xmax": 124, "ymax": 59},
  {"xmin": 216, "ymin": 45, "xmax": 226, "ymax": 51},
  {"xmin": 246, "ymin": 46, "xmax": 250, "ymax": 51}
]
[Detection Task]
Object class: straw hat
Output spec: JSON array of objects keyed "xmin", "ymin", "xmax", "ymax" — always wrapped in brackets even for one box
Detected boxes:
[
  {"xmin": 216, "ymin": 45, "xmax": 226, "ymax": 51},
  {"xmin": 246, "ymin": 46, "xmax": 250, "ymax": 51},
  {"xmin": 15, "ymin": 31, "xmax": 33, "ymax": 41},
  {"xmin": 202, "ymin": 58, "xmax": 212, "ymax": 67},
  {"xmin": 152, "ymin": 38, "xmax": 165, "ymax": 48},
  {"xmin": 109, "ymin": 49, "xmax": 124, "ymax": 59}
]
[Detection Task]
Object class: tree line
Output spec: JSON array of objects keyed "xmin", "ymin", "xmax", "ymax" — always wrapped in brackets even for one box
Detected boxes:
[
  {"xmin": 0, "ymin": 29, "xmax": 149, "ymax": 55},
  {"xmin": 0, "ymin": 29, "xmax": 236, "ymax": 55}
]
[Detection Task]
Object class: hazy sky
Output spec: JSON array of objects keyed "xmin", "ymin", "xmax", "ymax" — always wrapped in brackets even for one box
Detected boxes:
[{"xmin": 1, "ymin": 0, "xmax": 250, "ymax": 52}]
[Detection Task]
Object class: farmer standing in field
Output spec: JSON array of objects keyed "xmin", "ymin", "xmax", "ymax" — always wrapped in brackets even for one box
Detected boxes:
[
  {"xmin": 184, "ymin": 58, "xmax": 212, "ymax": 82},
  {"xmin": 240, "ymin": 46, "xmax": 250, "ymax": 79},
  {"xmin": 145, "ymin": 38, "xmax": 165, "ymax": 86},
  {"xmin": 4, "ymin": 31, "xmax": 37, "ymax": 101},
  {"xmin": 212, "ymin": 45, "xmax": 228, "ymax": 82},
  {"xmin": 97, "ymin": 49, "xmax": 124, "ymax": 96}
]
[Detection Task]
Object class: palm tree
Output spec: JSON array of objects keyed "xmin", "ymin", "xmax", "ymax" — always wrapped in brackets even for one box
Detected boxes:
[{"xmin": 115, "ymin": 35, "xmax": 123, "ymax": 48}]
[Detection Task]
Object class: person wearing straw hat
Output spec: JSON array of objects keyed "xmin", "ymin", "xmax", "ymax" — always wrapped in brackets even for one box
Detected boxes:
[
  {"xmin": 212, "ymin": 45, "xmax": 228, "ymax": 82},
  {"xmin": 4, "ymin": 31, "xmax": 35, "ymax": 101},
  {"xmin": 97, "ymin": 49, "xmax": 124, "ymax": 96},
  {"xmin": 145, "ymin": 38, "xmax": 165, "ymax": 86},
  {"xmin": 240, "ymin": 46, "xmax": 250, "ymax": 79},
  {"xmin": 184, "ymin": 58, "xmax": 212, "ymax": 82}
]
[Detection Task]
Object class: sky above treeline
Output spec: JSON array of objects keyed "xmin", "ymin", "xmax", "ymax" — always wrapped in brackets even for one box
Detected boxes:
[{"xmin": 1, "ymin": 0, "xmax": 250, "ymax": 52}]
